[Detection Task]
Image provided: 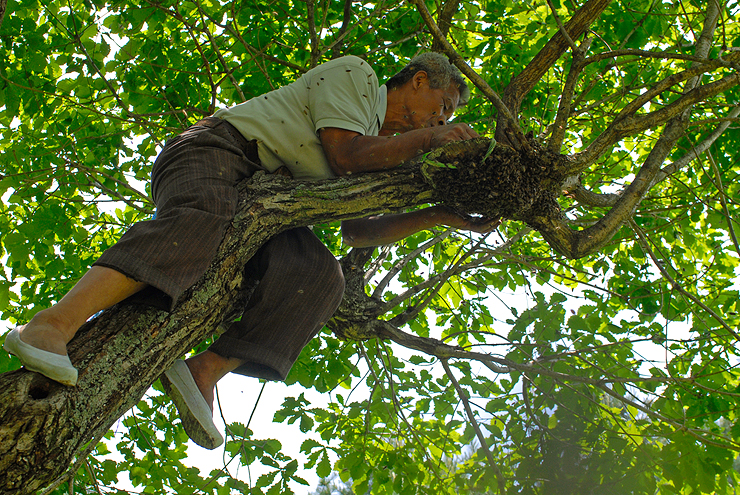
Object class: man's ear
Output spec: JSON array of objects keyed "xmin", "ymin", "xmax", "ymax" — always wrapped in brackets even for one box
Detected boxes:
[{"xmin": 412, "ymin": 71, "xmax": 428, "ymax": 90}]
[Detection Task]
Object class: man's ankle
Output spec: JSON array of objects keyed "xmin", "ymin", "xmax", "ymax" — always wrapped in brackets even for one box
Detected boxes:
[{"xmin": 27, "ymin": 309, "xmax": 79, "ymax": 343}]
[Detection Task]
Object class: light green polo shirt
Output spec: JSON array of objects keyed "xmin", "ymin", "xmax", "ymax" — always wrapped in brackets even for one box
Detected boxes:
[{"xmin": 214, "ymin": 56, "xmax": 387, "ymax": 180}]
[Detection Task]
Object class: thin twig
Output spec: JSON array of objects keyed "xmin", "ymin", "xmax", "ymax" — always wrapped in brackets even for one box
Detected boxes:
[
  {"xmin": 629, "ymin": 219, "xmax": 739, "ymax": 341},
  {"xmin": 441, "ymin": 359, "xmax": 505, "ymax": 492},
  {"xmin": 194, "ymin": 0, "xmax": 247, "ymax": 102},
  {"xmin": 372, "ymin": 230, "xmax": 451, "ymax": 299},
  {"xmin": 707, "ymin": 150, "xmax": 740, "ymax": 257},
  {"xmin": 364, "ymin": 244, "xmax": 392, "ymax": 285}
]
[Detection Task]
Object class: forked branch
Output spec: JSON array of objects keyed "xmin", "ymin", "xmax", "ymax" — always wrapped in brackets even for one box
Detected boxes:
[{"xmin": 499, "ymin": 0, "xmax": 612, "ymax": 140}]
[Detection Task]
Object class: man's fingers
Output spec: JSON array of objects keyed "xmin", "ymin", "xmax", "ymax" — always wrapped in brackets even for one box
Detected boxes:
[
  {"xmin": 451, "ymin": 123, "xmax": 478, "ymax": 140},
  {"xmin": 471, "ymin": 217, "xmax": 502, "ymax": 233},
  {"xmin": 463, "ymin": 125, "xmax": 480, "ymax": 139},
  {"xmin": 431, "ymin": 124, "xmax": 479, "ymax": 147}
]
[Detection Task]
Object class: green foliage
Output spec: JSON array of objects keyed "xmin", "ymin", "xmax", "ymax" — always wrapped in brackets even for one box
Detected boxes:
[{"xmin": 2, "ymin": 0, "xmax": 740, "ymax": 493}]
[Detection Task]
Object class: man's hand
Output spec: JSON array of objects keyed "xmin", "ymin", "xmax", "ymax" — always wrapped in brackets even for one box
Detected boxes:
[
  {"xmin": 342, "ymin": 205, "xmax": 501, "ymax": 248},
  {"xmin": 427, "ymin": 123, "xmax": 479, "ymax": 149},
  {"xmin": 434, "ymin": 206, "xmax": 501, "ymax": 234}
]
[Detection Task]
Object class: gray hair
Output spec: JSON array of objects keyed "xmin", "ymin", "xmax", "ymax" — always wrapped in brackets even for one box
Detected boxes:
[{"xmin": 386, "ymin": 53, "xmax": 470, "ymax": 106}]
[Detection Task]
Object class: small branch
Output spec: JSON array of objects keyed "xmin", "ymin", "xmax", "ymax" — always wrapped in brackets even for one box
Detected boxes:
[
  {"xmin": 571, "ymin": 5, "xmax": 734, "ymax": 170},
  {"xmin": 224, "ymin": 22, "xmax": 306, "ymax": 74},
  {"xmin": 548, "ymin": 36, "xmax": 592, "ymax": 152},
  {"xmin": 574, "ymin": 103, "xmax": 740, "ymax": 209},
  {"xmin": 306, "ymin": 0, "xmax": 320, "ymax": 67},
  {"xmin": 332, "ymin": 0, "xmax": 352, "ymax": 59},
  {"xmin": 441, "ymin": 359, "xmax": 505, "ymax": 493},
  {"xmin": 534, "ymin": 4, "xmax": 729, "ymax": 259},
  {"xmin": 499, "ymin": 0, "xmax": 612, "ymax": 139},
  {"xmin": 545, "ymin": 0, "xmax": 578, "ymax": 52},
  {"xmin": 73, "ymin": 162, "xmax": 152, "ymax": 203},
  {"xmin": 371, "ymin": 230, "xmax": 451, "ymax": 299},
  {"xmin": 385, "ymin": 236, "xmax": 487, "ymax": 324},
  {"xmin": 366, "ymin": 30, "xmax": 425, "ymax": 56},
  {"xmin": 595, "ymin": 381, "xmax": 740, "ymax": 451},
  {"xmin": 84, "ymin": 461, "xmax": 104, "ymax": 495},
  {"xmin": 584, "ymin": 48, "xmax": 730, "ymax": 67},
  {"xmin": 570, "ymin": 70, "xmax": 740, "ymax": 171},
  {"xmin": 656, "ymin": 104, "xmax": 740, "ymax": 185},
  {"xmin": 707, "ymin": 150, "xmax": 740, "ymax": 257},
  {"xmin": 629, "ymin": 219, "xmax": 739, "ymax": 341},
  {"xmin": 381, "ymin": 233, "xmax": 518, "ymax": 317},
  {"xmin": 145, "ymin": 0, "xmax": 221, "ymax": 112}
]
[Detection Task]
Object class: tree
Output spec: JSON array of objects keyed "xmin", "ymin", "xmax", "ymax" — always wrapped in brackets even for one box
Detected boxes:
[{"xmin": 1, "ymin": 0, "xmax": 739, "ymax": 493}]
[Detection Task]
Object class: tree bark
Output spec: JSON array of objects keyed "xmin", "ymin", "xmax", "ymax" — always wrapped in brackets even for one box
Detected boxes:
[{"xmin": 0, "ymin": 0, "xmax": 6, "ymax": 29}]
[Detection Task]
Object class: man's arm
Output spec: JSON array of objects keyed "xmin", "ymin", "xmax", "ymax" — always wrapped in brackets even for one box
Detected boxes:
[
  {"xmin": 323, "ymin": 125, "xmax": 494, "ymax": 247},
  {"xmin": 320, "ymin": 125, "xmax": 478, "ymax": 176},
  {"xmin": 342, "ymin": 206, "xmax": 501, "ymax": 248}
]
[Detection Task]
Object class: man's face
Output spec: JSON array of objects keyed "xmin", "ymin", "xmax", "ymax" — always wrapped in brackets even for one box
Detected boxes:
[{"xmin": 405, "ymin": 73, "xmax": 461, "ymax": 130}]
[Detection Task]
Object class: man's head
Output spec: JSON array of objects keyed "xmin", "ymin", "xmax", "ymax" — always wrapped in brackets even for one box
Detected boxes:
[
  {"xmin": 382, "ymin": 53, "xmax": 470, "ymax": 132},
  {"xmin": 386, "ymin": 53, "xmax": 470, "ymax": 107}
]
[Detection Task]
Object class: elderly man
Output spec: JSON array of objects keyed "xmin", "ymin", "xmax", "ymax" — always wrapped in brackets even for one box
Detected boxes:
[{"xmin": 5, "ymin": 53, "xmax": 496, "ymax": 449}]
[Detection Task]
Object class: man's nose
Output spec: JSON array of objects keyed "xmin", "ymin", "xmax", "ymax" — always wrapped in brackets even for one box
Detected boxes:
[{"xmin": 431, "ymin": 114, "xmax": 448, "ymax": 126}]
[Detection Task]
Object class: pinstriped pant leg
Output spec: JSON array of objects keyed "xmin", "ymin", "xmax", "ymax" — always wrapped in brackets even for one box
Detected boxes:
[
  {"xmin": 208, "ymin": 227, "xmax": 345, "ymax": 381},
  {"xmin": 93, "ymin": 118, "xmax": 263, "ymax": 310}
]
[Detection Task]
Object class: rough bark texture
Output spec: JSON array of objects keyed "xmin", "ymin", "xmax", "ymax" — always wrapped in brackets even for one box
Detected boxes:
[
  {"xmin": 0, "ymin": 140, "xmax": 579, "ymax": 493},
  {"xmin": 0, "ymin": 0, "xmax": 6, "ymax": 29}
]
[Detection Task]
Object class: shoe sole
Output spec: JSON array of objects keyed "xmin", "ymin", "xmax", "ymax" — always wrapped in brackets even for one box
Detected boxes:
[{"xmin": 161, "ymin": 360, "xmax": 223, "ymax": 449}]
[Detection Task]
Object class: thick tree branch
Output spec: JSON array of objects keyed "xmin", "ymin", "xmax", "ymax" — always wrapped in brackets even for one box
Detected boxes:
[
  {"xmin": 499, "ymin": 0, "xmax": 612, "ymax": 138},
  {"xmin": 573, "ymin": 103, "xmax": 740, "ymax": 209},
  {"xmin": 0, "ymin": 167, "xmax": 432, "ymax": 494},
  {"xmin": 431, "ymin": 0, "xmax": 461, "ymax": 53},
  {"xmin": 531, "ymin": 2, "xmax": 726, "ymax": 259}
]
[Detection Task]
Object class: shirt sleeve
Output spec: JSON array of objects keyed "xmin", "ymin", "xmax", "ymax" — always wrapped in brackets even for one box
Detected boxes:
[{"xmin": 308, "ymin": 59, "xmax": 380, "ymax": 136}]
